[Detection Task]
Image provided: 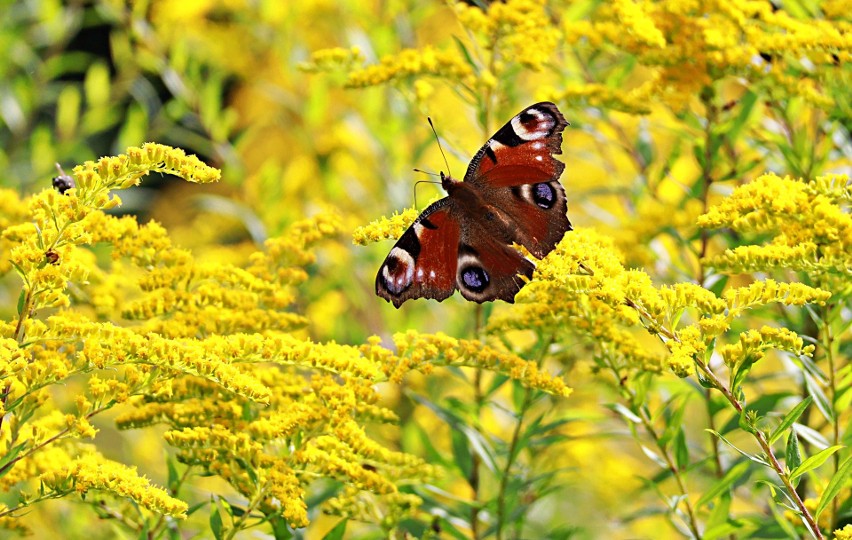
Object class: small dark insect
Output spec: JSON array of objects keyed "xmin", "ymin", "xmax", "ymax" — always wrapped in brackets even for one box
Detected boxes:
[
  {"xmin": 722, "ymin": 100, "xmax": 738, "ymax": 112},
  {"xmin": 45, "ymin": 250, "xmax": 60, "ymax": 265},
  {"xmin": 52, "ymin": 163, "xmax": 75, "ymax": 195}
]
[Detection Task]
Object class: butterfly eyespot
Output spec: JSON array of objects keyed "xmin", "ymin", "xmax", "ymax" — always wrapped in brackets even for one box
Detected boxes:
[
  {"xmin": 381, "ymin": 248, "xmax": 415, "ymax": 294},
  {"xmin": 460, "ymin": 266, "xmax": 489, "ymax": 293},
  {"xmin": 532, "ymin": 183, "xmax": 556, "ymax": 209}
]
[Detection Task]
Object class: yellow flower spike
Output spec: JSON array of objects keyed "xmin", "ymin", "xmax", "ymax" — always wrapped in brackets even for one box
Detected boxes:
[
  {"xmin": 668, "ymin": 325, "xmax": 707, "ymax": 377},
  {"xmin": 352, "ymin": 206, "xmax": 420, "ymax": 246},
  {"xmin": 719, "ymin": 326, "xmax": 812, "ymax": 368},
  {"xmin": 344, "ymin": 46, "xmax": 474, "ymax": 89},
  {"xmin": 60, "ymin": 454, "xmax": 188, "ymax": 517},
  {"xmin": 700, "ymin": 174, "xmax": 851, "ymax": 275}
]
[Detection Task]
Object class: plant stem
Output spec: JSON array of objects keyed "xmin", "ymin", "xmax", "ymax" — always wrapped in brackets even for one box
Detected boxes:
[
  {"xmin": 693, "ymin": 359, "xmax": 824, "ymax": 539},
  {"xmin": 469, "ymin": 303, "xmax": 485, "ymax": 539},
  {"xmin": 494, "ymin": 335, "xmax": 553, "ymax": 540}
]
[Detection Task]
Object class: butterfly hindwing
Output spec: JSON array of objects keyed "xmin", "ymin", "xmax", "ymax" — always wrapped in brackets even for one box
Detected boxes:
[
  {"xmin": 455, "ymin": 222, "xmax": 535, "ymax": 303},
  {"xmin": 375, "ymin": 199, "xmax": 460, "ymax": 308}
]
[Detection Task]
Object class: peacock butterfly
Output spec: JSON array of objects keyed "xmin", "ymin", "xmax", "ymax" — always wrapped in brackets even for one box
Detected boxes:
[{"xmin": 376, "ymin": 102, "xmax": 572, "ymax": 308}]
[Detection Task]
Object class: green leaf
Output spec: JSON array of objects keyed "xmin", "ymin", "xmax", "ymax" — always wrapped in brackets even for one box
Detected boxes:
[
  {"xmin": 674, "ymin": 429, "xmax": 689, "ymax": 470},
  {"xmin": 725, "ymin": 90, "xmax": 758, "ymax": 142},
  {"xmin": 706, "ymin": 429, "xmax": 769, "ymax": 466},
  {"xmin": 210, "ymin": 506, "xmax": 223, "ymax": 540},
  {"xmin": 0, "ymin": 442, "xmax": 28, "ymax": 479},
  {"xmin": 608, "ymin": 402, "xmax": 641, "ymax": 424},
  {"xmin": 450, "ymin": 428, "xmax": 473, "ymax": 479},
  {"xmin": 322, "ymin": 519, "xmax": 348, "ymax": 540},
  {"xmin": 789, "ymin": 445, "xmax": 844, "ymax": 480},
  {"xmin": 166, "ymin": 456, "xmax": 180, "ymax": 493},
  {"xmin": 660, "ymin": 395, "xmax": 690, "ymax": 448},
  {"xmin": 697, "ymin": 460, "xmax": 751, "ymax": 508},
  {"xmin": 738, "ymin": 408, "xmax": 757, "ymax": 434},
  {"xmin": 270, "ymin": 516, "xmax": 294, "ymax": 540},
  {"xmin": 769, "ymin": 396, "xmax": 812, "ymax": 445},
  {"xmin": 785, "ymin": 431, "xmax": 802, "ymax": 472},
  {"xmin": 452, "ymin": 36, "xmax": 478, "ymax": 72},
  {"xmin": 704, "ymin": 492, "xmax": 732, "ymax": 532},
  {"xmin": 815, "ymin": 455, "xmax": 852, "ymax": 520},
  {"xmin": 16, "ymin": 288, "xmax": 25, "ymax": 317},
  {"xmin": 696, "ymin": 367, "xmax": 716, "ymax": 389},
  {"xmin": 804, "ymin": 372, "xmax": 834, "ymax": 423}
]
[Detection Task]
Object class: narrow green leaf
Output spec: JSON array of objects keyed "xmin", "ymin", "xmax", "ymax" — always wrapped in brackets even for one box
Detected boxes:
[
  {"xmin": 738, "ymin": 408, "xmax": 757, "ymax": 434},
  {"xmin": 696, "ymin": 368, "xmax": 715, "ymax": 389},
  {"xmin": 704, "ymin": 492, "xmax": 732, "ymax": 531},
  {"xmin": 452, "ymin": 36, "xmax": 478, "ymax": 71},
  {"xmin": 167, "ymin": 456, "xmax": 179, "ymax": 493},
  {"xmin": 785, "ymin": 431, "xmax": 801, "ymax": 472},
  {"xmin": 660, "ymin": 395, "xmax": 690, "ymax": 448},
  {"xmin": 789, "ymin": 445, "xmax": 844, "ymax": 480},
  {"xmin": 270, "ymin": 515, "xmax": 294, "ymax": 540},
  {"xmin": 0, "ymin": 442, "xmax": 28, "ymax": 478},
  {"xmin": 706, "ymin": 429, "xmax": 769, "ymax": 466},
  {"xmin": 804, "ymin": 373, "xmax": 834, "ymax": 423},
  {"xmin": 450, "ymin": 429, "xmax": 473, "ymax": 479},
  {"xmin": 769, "ymin": 396, "xmax": 813, "ymax": 445},
  {"xmin": 608, "ymin": 402, "xmax": 641, "ymax": 424},
  {"xmin": 696, "ymin": 460, "xmax": 750, "ymax": 508},
  {"xmin": 322, "ymin": 519, "xmax": 348, "ymax": 540},
  {"xmin": 16, "ymin": 288, "xmax": 25, "ymax": 316},
  {"xmin": 674, "ymin": 429, "xmax": 689, "ymax": 470},
  {"xmin": 210, "ymin": 506, "xmax": 223, "ymax": 540},
  {"xmin": 725, "ymin": 90, "xmax": 758, "ymax": 141},
  {"xmin": 815, "ymin": 455, "xmax": 852, "ymax": 520}
]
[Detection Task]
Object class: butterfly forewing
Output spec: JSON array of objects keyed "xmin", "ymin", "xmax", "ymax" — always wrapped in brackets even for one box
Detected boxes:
[{"xmin": 375, "ymin": 200, "xmax": 460, "ymax": 308}]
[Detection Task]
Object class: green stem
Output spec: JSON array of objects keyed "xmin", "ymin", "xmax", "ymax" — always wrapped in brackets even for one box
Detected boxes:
[
  {"xmin": 821, "ymin": 302, "xmax": 839, "ymax": 530},
  {"xmin": 693, "ymin": 359, "xmax": 824, "ymax": 539},
  {"xmin": 469, "ymin": 303, "xmax": 485, "ymax": 539},
  {"xmin": 494, "ymin": 335, "xmax": 554, "ymax": 540}
]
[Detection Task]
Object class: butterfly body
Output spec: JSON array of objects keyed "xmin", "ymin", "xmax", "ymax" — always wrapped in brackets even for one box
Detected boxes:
[{"xmin": 376, "ymin": 102, "xmax": 571, "ymax": 308}]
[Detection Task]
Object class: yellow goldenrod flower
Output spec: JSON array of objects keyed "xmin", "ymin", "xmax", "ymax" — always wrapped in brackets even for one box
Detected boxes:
[
  {"xmin": 719, "ymin": 325, "xmax": 813, "ymax": 368},
  {"xmin": 699, "ymin": 173, "xmax": 851, "ymax": 275},
  {"xmin": 352, "ymin": 206, "xmax": 420, "ymax": 246},
  {"xmin": 43, "ymin": 454, "xmax": 188, "ymax": 517}
]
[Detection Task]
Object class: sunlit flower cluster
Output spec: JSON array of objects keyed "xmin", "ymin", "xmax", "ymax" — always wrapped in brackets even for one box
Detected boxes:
[
  {"xmin": 497, "ymin": 220, "xmax": 831, "ymax": 378},
  {"xmin": 566, "ymin": 1, "xmax": 851, "ymax": 110},
  {"xmin": 388, "ymin": 330, "xmax": 571, "ymax": 397},
  {"xmin": 345, "ymin": 46, "xmax": 474, "ymax": 89},
  {"xmin": 719, "ymin": 325, "xmax": 814, "ymax": 368},
  {"xmin": 699, "ymin": 173, "xmax": 851, "ymax": 276},
  {"xmin": 352, "ymin": 206, "xmax": 420, "ymax": 246},
  {"xmin": 41, "ymin": 453, "xmax": 188, "ymax": 517},
  {"xmin": 454, "ymin": 0, "xmax": 561, "ymax": 71}
]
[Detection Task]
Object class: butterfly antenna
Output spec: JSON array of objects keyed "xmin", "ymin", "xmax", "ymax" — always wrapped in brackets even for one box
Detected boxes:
[
  {"xmin": 428, "ymin": 117, "xmax": 452, "ymax": 178},
  {"xmin": 411, "ymin": 173, "xmax": 442, "ymax": 207}
]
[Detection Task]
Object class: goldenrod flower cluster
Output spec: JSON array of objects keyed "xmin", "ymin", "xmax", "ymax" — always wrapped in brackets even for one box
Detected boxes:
[
  {"xmin": 352, "ymin": 206, "xmax": 421, "ymax": 246},
  {"xmin": 1, "ymin": 142, "xmax": 581, "ymax": 534},
  {"xmin": 345, "ymin": 46, "xmax": 475, "ymax": 89},
  {"xmin": 495, "ymin": 223, "xmax": 830, "ymax": 378},
  {"xmin": 698, "ymin": 173, "xmax": 851, "ymax": 276},
  {"xmin": 454, "ymin": 0, "xmax": 561, "ymax": 71},
  {"xmin": 42, "ymin": 453, "xmax": 188, "ymax": 517},
  {"xmin": 566, "ymin": 1, "xmax": 850, "ymax": 110}
]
